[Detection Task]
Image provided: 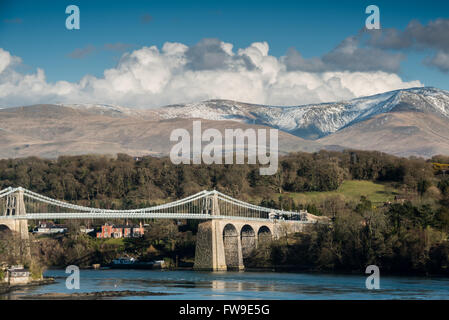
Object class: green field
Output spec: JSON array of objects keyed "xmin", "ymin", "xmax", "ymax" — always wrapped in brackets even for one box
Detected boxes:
[{"xmin": 276, "ymin": 180, "xmax": 399, "ymax": 205}]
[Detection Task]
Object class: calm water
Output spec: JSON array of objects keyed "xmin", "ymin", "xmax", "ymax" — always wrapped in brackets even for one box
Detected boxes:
[{"xmin": 3, "ymin": 269, "xmax": 449, "ymax": 300}]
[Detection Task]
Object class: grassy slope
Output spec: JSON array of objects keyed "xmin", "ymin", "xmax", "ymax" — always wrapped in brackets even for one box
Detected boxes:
[{"xmin": 275, "ymin": 180, "xmax": 399, "ymax": 205}]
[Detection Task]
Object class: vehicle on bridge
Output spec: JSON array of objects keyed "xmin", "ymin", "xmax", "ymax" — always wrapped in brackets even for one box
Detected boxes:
[
  {"xmin": 270, "ymin": 211, "xmax": 309, "ymax": 221},
  {"xmin": 433, "ymin": 162, "xmax": 449, "ymax": 174}
]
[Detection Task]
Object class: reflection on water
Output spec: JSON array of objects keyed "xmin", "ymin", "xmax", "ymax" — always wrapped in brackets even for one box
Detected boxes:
[
  {"xmin": 2, "ymin": 269, "xmax": 449, "ymax": 300},
  {"xmin": 210, "ymin": 280, "xmax": 277, "ymax": 292}
]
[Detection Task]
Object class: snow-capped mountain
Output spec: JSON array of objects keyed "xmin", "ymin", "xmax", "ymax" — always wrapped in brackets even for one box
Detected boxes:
[
  {"xmin": 156, "ymin": 87, "xmax": 449, "ymax": 139},
  {"xmin": 59, "ymin": 103, "xmax": 147, "ymax": 118},
  {"xmin": 55, "ymin": 87, "xmax": 449, "ymax": 140},
  {"xmin": 2, "ymin": 87, "xmax": 449, "ymax": 159}
]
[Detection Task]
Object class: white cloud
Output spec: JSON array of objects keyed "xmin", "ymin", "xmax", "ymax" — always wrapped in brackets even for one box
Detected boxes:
[
  {"xmin": 0, "ymin": 40, "xmax": 423, "ymax": 108},
  {"xmin": 0, "ymin": 48, "xmax": 21, "ymax": 74}
]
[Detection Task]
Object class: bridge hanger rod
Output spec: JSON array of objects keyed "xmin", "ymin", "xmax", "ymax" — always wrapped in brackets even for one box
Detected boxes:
[
  {"xmin": 22, "ymin": 188, "xmax": 213, "ymax": 213},
  {"xmin": 216, "ymin": 191, "xmax": 300, "ymax": 216},
  {"xmin": 23, "ymin": 191, "xmax": 210, "ymax": 214}
]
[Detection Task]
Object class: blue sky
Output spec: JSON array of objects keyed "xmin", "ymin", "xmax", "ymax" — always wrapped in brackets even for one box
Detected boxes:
[{"xmin": 0, "ymin": 0, "xmax": 448, "ymax": 107}]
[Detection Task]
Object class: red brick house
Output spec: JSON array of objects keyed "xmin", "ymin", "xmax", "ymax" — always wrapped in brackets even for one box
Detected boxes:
[{"xmin": 96, "ymin": 222, "xmax": 144, "ymax": 239}]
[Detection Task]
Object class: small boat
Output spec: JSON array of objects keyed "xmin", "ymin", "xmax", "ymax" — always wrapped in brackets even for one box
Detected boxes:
[{"xmin": 109, "ymin": 257, "xmax": 165, "ymax": 269}]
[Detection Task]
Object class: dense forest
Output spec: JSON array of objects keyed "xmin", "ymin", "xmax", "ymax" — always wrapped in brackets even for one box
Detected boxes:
[
  {"xmin": 0, "ymin": 150, "xmax": 445, "ymax": 206},
  {"xmin": 1, "ymin": 150, "xmax": 449, "ymax": 275}
]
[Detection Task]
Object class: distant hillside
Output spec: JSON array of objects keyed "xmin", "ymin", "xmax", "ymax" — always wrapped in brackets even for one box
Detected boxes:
[
  {"xmin": 1, "ymin": 87, "xmax": 449, "ymax": 158},
  {"xmin": 0, "ymin": 105, "xmax": 322, "ymax": 159}
]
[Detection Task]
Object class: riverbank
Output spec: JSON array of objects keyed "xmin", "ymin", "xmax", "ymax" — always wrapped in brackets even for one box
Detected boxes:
[
  {"xmin": 0, "ymin": 278, "xmax": 55, "ymax": 295},
  {"xmin": 18, "ymin": 290, "xmax": 177, "ymax": 300}
]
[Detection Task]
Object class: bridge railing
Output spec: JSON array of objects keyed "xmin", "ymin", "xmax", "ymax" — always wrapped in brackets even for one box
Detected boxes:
[{"xmin": 0, "ymin": 187, "xmax": 315, "ymax": 223}]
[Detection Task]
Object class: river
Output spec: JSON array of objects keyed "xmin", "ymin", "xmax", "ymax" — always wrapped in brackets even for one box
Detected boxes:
[{"xmin": 2, "ymin": 269, "xmax": 449, "ymax": 299}]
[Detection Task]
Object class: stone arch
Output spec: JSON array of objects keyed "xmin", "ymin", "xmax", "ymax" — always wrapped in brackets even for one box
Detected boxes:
[
  {"xmin": 222, "ymin": 223, "xmax": 239, "ymax": 269},
  {"xmin": 240, "ymin": 224, "xmax": 256, "ymax": 263},
  {"xmin": 0, "ymin": 224, "xmax": 12, "ymax": 240},
  {"xmin": 0, "ymin": 224, "xmax": 11, "ymax": 232},
  {"xmin": 257, "ymin": 225, "xmax": 272, "ymax": 245}
]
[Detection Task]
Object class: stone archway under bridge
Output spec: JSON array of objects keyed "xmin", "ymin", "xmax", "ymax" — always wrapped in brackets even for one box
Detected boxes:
[{"xmin": 193, "ymin": 219, "xmax": 309, "ymax": 271}]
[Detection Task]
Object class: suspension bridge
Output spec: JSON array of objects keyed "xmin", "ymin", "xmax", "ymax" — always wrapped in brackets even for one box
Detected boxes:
[{"xmin": 0, "ymin": 186, "xmax": 323, "ymax": 271}]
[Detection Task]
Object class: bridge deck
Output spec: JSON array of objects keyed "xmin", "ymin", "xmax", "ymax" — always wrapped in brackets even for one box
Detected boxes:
[{"xmin": 0, "ymin": 187, "xmax": 319, "ymax": 224}]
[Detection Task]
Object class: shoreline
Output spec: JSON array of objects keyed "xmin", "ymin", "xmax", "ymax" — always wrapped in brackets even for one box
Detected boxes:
[
  {"xmin": 17, "ymin": 290, "xmax": 177, "ymax": 300},
  {"xmin": 0, "ymin": 278, "xmax": 55, "ymax": 295}
]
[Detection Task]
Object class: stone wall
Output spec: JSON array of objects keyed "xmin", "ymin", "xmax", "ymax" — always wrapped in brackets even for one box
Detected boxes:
[{"xmin": 193, "ymin": 218, "xmax": 316, "ymax": 271}]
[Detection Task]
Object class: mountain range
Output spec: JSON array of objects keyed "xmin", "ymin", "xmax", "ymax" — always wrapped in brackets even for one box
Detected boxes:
[{"xmin": 1, "ymin": 87, "xmax": 449, "ymax": 159}]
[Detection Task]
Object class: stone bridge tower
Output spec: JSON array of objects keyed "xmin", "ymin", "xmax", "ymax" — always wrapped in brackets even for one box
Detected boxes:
[
  {"xmin": 1, "ymin": 187, "xmax": 29, "ymax": 241},
  {"xmin": 194, "ymin": 191, "xmax": 247, "ymax": 271},
  {"xmin": 0, "ymin": 188, "xmax": 30, "ymax": 262},
  {"xmin": 194, "ymin": 191, "xmax": 230, "ymax": 271},
  {"xmin": 192, "ymin": 191, "xmax": 307, "ymax": 271}
]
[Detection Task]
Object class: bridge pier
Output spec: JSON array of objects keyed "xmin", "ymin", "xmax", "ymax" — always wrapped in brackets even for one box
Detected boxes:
[
  {"xmin": 0, "ymin": 188, "xmax": 31, "ymax": 262},
  {"xmin": 194, "ymin": 192, "xmax": 228, "ymax": 271},
  {"xmin": 194, "ymin": 216, "xmax": 310, "ymax": 271},
  {"xmin": 1, "ymin": 188, "xmax": 29, "ymax": 241},
  {"xmin": 194, "ymin": 192, "xmax": 271, "ymax": 271},
  {"xmin": 193, "ymin": 220, "xmax": 228, "ymax": 271}
]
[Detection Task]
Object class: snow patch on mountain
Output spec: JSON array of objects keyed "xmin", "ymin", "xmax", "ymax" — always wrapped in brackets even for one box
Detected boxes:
[
  {"xmin": 59, "ymin": 103, "xmax": 145, "ymax": 118},
  {"xmin": 156, "ymin": 87, "xmax": 449, "ymax": 138},
  {"xmin": 57, "ymin": 87, "xmax": 449, "ymax": 140}
]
